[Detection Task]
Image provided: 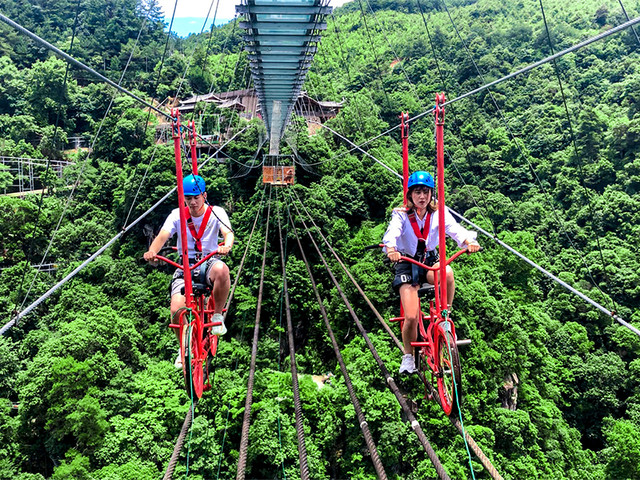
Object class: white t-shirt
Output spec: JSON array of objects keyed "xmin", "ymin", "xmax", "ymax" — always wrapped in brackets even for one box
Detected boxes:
[
  {"xmin": 161, "ymin": 206, "xmax": 231, "ymax": 257},
  {"xmin": 382, "ymin": 206, "xmax": 476, "ymax": 256}
]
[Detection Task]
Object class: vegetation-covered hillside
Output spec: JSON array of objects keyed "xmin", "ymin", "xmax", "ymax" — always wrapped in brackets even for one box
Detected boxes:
[{"xmin": 1, "ymin": 0, "xmax": 640, "ymax": 478}]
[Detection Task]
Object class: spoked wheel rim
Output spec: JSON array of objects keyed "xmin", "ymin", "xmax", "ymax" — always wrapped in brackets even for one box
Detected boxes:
[{"xmin": 435, "ymin": 326, "xmax": 462, "ymax": 416}]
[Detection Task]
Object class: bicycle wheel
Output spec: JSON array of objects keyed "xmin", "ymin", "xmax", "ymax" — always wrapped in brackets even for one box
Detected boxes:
[
  {"xmin": 183, "ymin": 323, "xmax": 205, "ymax": 399},
  {"xmin": 434, "ymin": 325, "xmax": 462, "ymax": 416}
]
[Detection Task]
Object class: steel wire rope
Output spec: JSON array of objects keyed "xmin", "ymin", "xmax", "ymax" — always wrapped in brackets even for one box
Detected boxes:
[
  {"xmin": 276, "ymin": 195, "xmax": 311, "ymax": 480},
  {"xmin": 17, "ymin": 11, "xmax": 152, "ymax": 314},
  {"xmin": 538, "ymin": 0, "xmax": 621, "ymax": 314},
  {"xmin": 12, "ymin": 0, "xmax": 84, "ymax": 321},
  {"xmin": 0, "ymin": 128, "xmax": 251, "ymax": 335},
  {"xmin": 121, "ymin": 0, "xmax": 185, "ymax": 228},
  {"xmin": 448, "ymin": 206, "xmax": 640, "ymax": 337},
  {"xmin": 355, "ymin": 0, "xmax": 392, "ymax": 110},
  {"xmin": 285, "ymin": 190, "xmax": 450, "ymax": 480},
  {"xmin": 439, "ymin": 0, "xmax": 617, "ymax": 309},
  {"xmin": 413, "ymin": 0, "xmax": 501, "ymax": 238},
  {"xmin": 236, "ymin": 186, "xmax": 272, "ymax": 480},
  {"xmin": 618, "ymin": 0, "xmax": 640, "ymax": 44},
  {"xmin": 312, "ymin": 14, "xmax": 640, "ymax": 167},
  {"xmin": 363, "ymin": 0, "xmax": 427, "ymax": 107},
  {"xmin": 284, "ymin": 196, "xmax": 389, "ymax": 480},
  {"xmin": 286, "ymin": 188, "xmax": 505, "ymax": 479},
  {"xmin": 274, "ymin": 187, "xmax": 291, "ymax": 479},
  {"xmin": 211, "ymin": 188, "xmax": 266, "ymax": 474},
  {"xmin": 0, "ymin": 12, "xmax": 172, "ymax": 120}
]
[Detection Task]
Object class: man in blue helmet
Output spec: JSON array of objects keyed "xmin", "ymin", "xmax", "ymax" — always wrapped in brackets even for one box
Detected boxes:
[
  {"xmin": 383, "ymin": 171, "xmax": 480, "ymax": 374},
  {"xmin": 144, "ymin": 174, "xmax": 234, "ymax": 365}
]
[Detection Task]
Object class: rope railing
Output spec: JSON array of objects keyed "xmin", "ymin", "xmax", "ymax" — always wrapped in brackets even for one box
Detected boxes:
[
  {"xmin": 289, "ymin": 188, "xmax": 504, "ymax": 480},
  {"xmin": 276, "ymin": 206, "xmax": 310, "ymax": 480},
  {"xmin": 287, "ymin": 202, "xmax": 388, "ymax": 479},
  {"xmin": 236, "ymin": 188, "xmax": 272, "ymax": 480},
  {"xmin": 287, "ymin": 192, "xmax": 450, "ymax": 480}
]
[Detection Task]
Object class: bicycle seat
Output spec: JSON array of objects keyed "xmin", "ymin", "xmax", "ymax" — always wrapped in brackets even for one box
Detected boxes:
[{"xmin": 417, "ymin": 283, "xmax": 435, "ymax": 298}]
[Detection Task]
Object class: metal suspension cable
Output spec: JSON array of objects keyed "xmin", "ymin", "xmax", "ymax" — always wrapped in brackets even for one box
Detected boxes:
[
  {"xmin": 415, "ymin": 0, "xmax": 500, "ymax": 237},
  {"xmin": 1, "ymin": 128, "xmax": 251, "ymax": 335},
  {"xmin": 442, "ymin": 0, "xmax": 615, "ymax": 307},
  {"xmin": 0, "ymin": 12, "xmax": 171, "ymax": 120},
  {"xmin": 286, "ymin": 202, "xmax": 388, "ymax": 480},
  {"xmin": 355, "ymin": 0, "xmax": 392, "ymax": 110},
  {"xmin": 323, "ymin": 14, "xmax": 640, "ymax": 163},
  {"xmin": 224, "ymin": 188, "xmax": 266, "ymax": 313},
  {"xmin": 162, "ymin": 403, "xmax": 195, "ymax": 480},
  {"xmin": 310, "ymin": 121, "xmax": 402, "ymax": 178},
  {"xmin": 13, "ymin": 0, "xmax": 84, "ymax": 318},
  {"xmin": 287, "ymin": 189, "xmax": 505, "ymax": 479},
  {"xmin": 121, "ymin": 0, "xmax": 183, "ymax": 228},
  {"xmin": 276, "ymin": 202, "xmax": 311, "ymax": 480},
  {"xmin": 538, "ymin": 0, "xmax": 618, "ymax": 311},
  {"xmin": 448, "ymin": 207, "xmax": 640, "ymax": 337},
  {"xmin": 286, "ymin": 193, "xmax": 450, "ymax": 480},
  {"xmin": 236, "ymin": 187, "xmax": 272, "ymax": 480},
  {"xmin": 18, "ymin": 11, "xmax": 153, "ymax": 312},
  {"xmin": 618, "ymin": 0, "xmax": 640, "ymax": 45}
]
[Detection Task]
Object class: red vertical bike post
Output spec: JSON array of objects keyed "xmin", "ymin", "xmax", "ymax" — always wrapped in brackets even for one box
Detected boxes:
[
  {"xmin": 171, "ymin": 108, "xmax": 195, "ymax": 310},
  {"xmin": 187, "ymin": 120, "xmax": 198, "ymax": 176},
  {"xmin": 434, "ymin": 93, "xmax": 448, "ymax": 318},
  {"xmin": 400, "ymin": 112, "xmax": 410, "ymax": 206}
]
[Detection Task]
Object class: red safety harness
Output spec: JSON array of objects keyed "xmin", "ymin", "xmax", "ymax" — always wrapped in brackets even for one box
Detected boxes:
[
  {"xmin": 407, "ymin": 209, "xmax": 433, "ymax": 248},
  {"xmin": 183, "ymin": 205, "xmax": 212, "ymax": 257}
]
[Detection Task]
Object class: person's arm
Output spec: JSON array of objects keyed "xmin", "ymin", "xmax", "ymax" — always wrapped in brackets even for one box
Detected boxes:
[
  {"xmin": 144, "ymin": 229, "xmax": 171, "ymax": 262},
  {"xmin": 383, "ymin": 209, "xmax": 403, "ymax": 262},
  {"xmin": 217, "ymin": 226, "xmax": 234, "ymax": 255},
  {"xmin": 443, "ymin": 208, "xmax": 480, "ymax": 252}
]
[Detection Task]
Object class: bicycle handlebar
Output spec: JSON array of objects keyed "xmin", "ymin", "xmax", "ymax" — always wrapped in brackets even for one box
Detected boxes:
[
  {"xmin": 368, "ymin": 243, "xmax": 481, "ymax": 271},
  {"xmin": 152, "ymin": 244, "xmax": 227, "ymax": 270}
]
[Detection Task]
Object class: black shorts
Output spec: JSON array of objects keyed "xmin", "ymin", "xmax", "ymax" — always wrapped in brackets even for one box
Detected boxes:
[{"xmin": 391, "ymin": 250, "xmax": 439, "ymax": 293}]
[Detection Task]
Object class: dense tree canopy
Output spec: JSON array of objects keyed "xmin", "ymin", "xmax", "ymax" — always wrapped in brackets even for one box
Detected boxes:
[{"xmin": 0, "ymin": 0, "xmax": 639, "ymax": 478}]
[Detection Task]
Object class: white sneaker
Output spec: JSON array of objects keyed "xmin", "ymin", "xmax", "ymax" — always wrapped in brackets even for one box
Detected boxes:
[
  {"xmin": 211, "ymin": 313, "xmax": 227, "ymax": 336},
  {"xmin": 174, "ymin": 348, "xmax": 183, "ymax": 369},
  {"xmin": 399, "ymin": 354, "xmax": 416, "ymax": 374}
]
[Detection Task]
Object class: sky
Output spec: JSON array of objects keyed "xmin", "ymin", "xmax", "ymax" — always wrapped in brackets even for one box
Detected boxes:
[{"xmin": 157, "ymin": 0, "xmax": 352, "ymax": 37}]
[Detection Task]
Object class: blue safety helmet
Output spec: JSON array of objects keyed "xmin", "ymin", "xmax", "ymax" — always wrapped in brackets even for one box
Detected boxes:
[
  {"xmin": 183, "ymin": 174, "xmax": 206, "ymax": 196},
  {"xmin": 407, "ymin": 171, "xmax": 435, "ymax": 189}
]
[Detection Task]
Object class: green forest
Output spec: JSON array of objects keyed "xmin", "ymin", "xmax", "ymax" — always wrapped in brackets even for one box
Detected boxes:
[{"xmin": 1, "ymin": 0, "xmax": 640, "ymax": 478}]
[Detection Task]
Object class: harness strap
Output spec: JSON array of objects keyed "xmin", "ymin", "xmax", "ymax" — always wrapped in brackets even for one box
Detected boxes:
[
  {"xmin": 408, "ymin": 210, "xmax": 432, "ymax": 244},
  {"xmin": 184, "ymin": 206, "xmax": 213, "ymax": 253}
]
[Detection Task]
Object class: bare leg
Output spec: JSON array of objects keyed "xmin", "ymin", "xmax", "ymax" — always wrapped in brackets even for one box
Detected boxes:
[
  {"xmin": 170, "ymin": 293, "xmax": 186, "ymax": 342},
  {"xmin": 208, "ymin": 262, "xmax": 230, "ymax": 314},
  {"xmin": 426, "ymin": 263, "xmax": 455, "ymax": 308},
  {"xmin": 399, "ymin": 284, "xmax": 420, "ymax": 355}
]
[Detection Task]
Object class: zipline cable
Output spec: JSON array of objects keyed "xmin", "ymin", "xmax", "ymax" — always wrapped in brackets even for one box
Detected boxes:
[
  {"xmin": 618, "ymin": 0, "xmax": 640, "ymax": 45},
  {"xmin": 0, "ymin": 12, "xmax": 172, "ymax": 120},
  {"xmin": 236, "ymin": 187, "xmax": 272, "ymax": 480},
  {"xmin": 286, "ymin": 200, "xmax": 389, "ymax": 480},
  {"xmin": 286, "ymin": 192, "xmax": 450, "ymax": 480},
  {"xmin": 13, "ymin": 0, "xmax": 84, "ymax": 320},
  {"xmin": 276, "ymin": 199, "xmax": 311, "ymax": 480},
  {"xmin": 538, "ymin": 0, "xmax": 618, "ymax": 312},
  {"xmin": 448, "ymin": 206, "xmax": 640, "ymax": 337},
  {"xmin": 322, "ymin": 14, "xmax": 640, "ymax": 163},
  {"xmin": 18, "ymin": 11, "xmax": 153, "ymax": 313},
  {"xmin": 439, "ymin": 0, "xmax": 614, "ymax": 309}
]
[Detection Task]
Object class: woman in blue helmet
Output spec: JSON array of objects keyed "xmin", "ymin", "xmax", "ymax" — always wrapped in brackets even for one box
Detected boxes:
[
  {"xmin": 382, "ymin": 171, "xmax": 480, "ymax": 374},
  {"xmin": 144, "ymin": 174, "xmax": 234, "ymax": 366}
]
